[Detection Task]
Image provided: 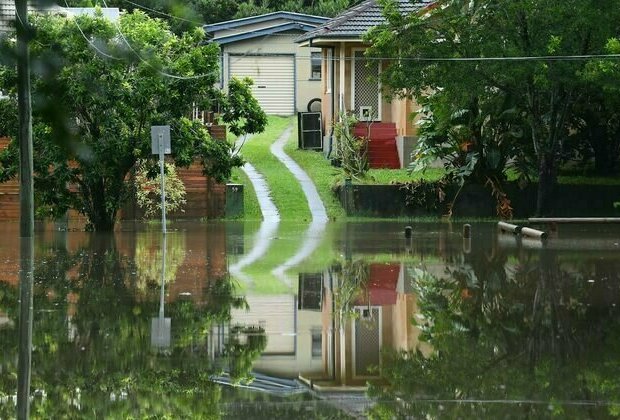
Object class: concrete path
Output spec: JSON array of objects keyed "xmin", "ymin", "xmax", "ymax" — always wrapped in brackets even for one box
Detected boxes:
[
  {"xmin": 228, "ymin": 138, "xmax": 280, "ymax": 280},
  {"xmin": 270, "ymin": 126, "xmax": 328, "ymax": 223},
  {"xmin": 270, "ymin": 125, "xmax": 328, "ymax": 279},
  {"xmin": 230, "ymin": 124, "xmax": 329, "ymax": 284}
]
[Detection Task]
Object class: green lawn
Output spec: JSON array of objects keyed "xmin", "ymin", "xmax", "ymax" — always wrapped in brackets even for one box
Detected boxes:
[
  {"xmin": 230, "ymin": 167, "xmax": 261, "ymax": 220},
  {"xmin": 236, "ymin": 116, "xmax": 311, "ymax": 220},
  {"xmin": 283, "ymin": 123, "xmax": 345, "ymax": 220}
]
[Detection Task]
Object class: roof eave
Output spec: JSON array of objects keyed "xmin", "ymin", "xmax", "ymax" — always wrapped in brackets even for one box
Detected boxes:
[
  {"xmin": 211, "ymin": 22, "xmax": 318, "ymax": 45},
  {"xmin": 204, "ymin": 11, "xmax": 329, "ymax": 34},
  {"xmin": 297, "ymin": 36, "xmax": 366, "ymax": 46}
]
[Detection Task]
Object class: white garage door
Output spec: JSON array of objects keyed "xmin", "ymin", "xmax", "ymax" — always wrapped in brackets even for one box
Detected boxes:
[{"xmin": 229, "ymin": 55, "xmax": 295, "ymax": 115}]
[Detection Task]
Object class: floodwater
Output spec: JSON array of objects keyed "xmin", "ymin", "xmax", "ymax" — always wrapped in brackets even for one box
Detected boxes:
[{"xmin": 1, "ymin": 220, "xmax": 620, "ymax": 418}]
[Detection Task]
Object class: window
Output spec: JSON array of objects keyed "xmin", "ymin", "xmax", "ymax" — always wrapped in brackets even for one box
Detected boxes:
[{"xmin": 310, "ymin": 51, "xmax": 322, "ymax": 80}]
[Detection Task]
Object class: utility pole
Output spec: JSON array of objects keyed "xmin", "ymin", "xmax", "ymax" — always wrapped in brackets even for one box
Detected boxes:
[{"xmin": 15, "ymin": 0, "xmax": 35, "ymax": 418}]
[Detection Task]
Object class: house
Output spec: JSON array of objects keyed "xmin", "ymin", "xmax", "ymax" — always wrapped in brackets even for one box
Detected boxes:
[
  {"xmin": 0, "ymin": 0, "xmax": 14, "ymax": 33},
  {"xmin": 296, "ymin": 0, "xmax": 434, "ymax": 169},
  {"xmin": 204, "ymin": 12, "xmax": 329, "ymax": 116}
]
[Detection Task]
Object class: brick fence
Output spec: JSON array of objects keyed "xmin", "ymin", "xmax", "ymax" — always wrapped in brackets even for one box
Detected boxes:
[{"xmin": 0, "ymin": 125, "xmax": 229, "ymax": 223}]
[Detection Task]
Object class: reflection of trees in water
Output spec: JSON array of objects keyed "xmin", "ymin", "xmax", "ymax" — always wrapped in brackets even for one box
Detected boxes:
[
  {"xmin": 332, "ymin": 259, "xmax": 370, "ymax": 324},
  {"xmin": 224, "ymin": 325, "xmax": 268, "ymax": 385},
  {"xmin": 132, "ymin": 230, "xmax": 187, "ymax": 294},
  {"xmin": 0, "ymin": 233, "xmax": 261, "ymax": 418},
  {"xmin": 369, "ymin": 244, "xmax": 620, "ymax": 418}
]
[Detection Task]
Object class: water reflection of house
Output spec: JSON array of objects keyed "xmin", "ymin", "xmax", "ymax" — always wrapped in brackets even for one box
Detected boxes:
[
  {"xmin": 228, "ymin": 290, "xmax": 325, "ymax": 379},
  {"xmin": 212, "ymin": 263, "xmax": 427, "ymax": 389},
  {"xmin": 297, "ymin": 263, "xmax": 428, "ymax": 389}
]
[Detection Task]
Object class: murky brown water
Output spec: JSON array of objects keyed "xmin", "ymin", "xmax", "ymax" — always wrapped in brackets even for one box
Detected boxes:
[{"xmin": 1, "ymin": 220, "xmax": 620, "ymax": 418}]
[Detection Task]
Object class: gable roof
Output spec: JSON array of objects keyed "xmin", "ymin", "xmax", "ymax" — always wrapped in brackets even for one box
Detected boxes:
[
  {"xmin": 296, "ymin": 0, "xmax": 434, "ymax": 44},
  {"xmin": 210, "ymin": 21, "xmax": 320, "ymax": 45},
  {"xmin": 204, "ymin": 11, "xmax": 328, "ymax": 33}
]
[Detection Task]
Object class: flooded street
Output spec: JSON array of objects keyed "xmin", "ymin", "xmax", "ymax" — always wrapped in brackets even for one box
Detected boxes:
[{"xmin": 1, "ymin": 221, "xmax": 620, "ymax": 418}]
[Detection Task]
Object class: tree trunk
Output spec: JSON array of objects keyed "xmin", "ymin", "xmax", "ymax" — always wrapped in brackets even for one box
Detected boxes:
[
  {"xmin": 536, "ymin": 153, "xmax": 557, "ymax": 216},
  {"xmin": 86, "ymin": 179, "xmax": 117, "ymax": 231}
]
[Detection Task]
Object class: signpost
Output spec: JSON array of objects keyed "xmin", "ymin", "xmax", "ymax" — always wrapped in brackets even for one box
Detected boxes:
[
  {"xmin": 150, "ymin": 126, "xmax": 171, "ymax": 350},
  {"xmin": 151, "ymin": 125, "xmax": 171, "ymax": 233},
  {"xmin": 151, "ymin": 234, "xmax": 171, "ymax": 349}
]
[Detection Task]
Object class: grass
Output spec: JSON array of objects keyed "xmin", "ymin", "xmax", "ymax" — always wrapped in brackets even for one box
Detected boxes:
[
  {"xmin": 506, "ymin": 166, "xmax": 620, "ymax": 185},
  {"xmin": 230, "ymin": 167, "xmax": 262, "ymax": 220},
  {"xmin": 283, "ymin": 122, "xmax": 345, "ymax": 220},
  {"xmin": 364, "ymin": 167, "xmax": 445, "ymax": 184},
  {"xmin": 235, "ymin": 116, "xmax": 311, "ymax": 220}
]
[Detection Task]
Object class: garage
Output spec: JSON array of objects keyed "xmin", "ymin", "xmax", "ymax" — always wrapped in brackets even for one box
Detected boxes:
[{"xmin": 229, "ymin": 54, "xmax": 295, "ymax": 116}]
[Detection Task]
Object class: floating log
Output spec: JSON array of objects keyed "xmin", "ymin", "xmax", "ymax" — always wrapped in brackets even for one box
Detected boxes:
[
  {"xmin": 497, "ymin": 221, "xmax": 522, "ymax": 234},
  {"xmin": 528, "ymin": 217, "xmax": 620, "ymax": 224},
  {"xmin": 521, "ymin": 226, "xmax": 547, "ymax": 240}
]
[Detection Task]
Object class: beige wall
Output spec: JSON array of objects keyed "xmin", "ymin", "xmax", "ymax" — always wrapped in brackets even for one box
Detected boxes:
[
  {"xmin": 220, "ymin": 34, "xmax": 323, "ymax": 113},
  {"xmin": 319, "ymin": 42, "xmax": 421, "ymax": 138},
  {"xmin": 252, "ymin": 309, "xmax": 324, "ymax": 378}
]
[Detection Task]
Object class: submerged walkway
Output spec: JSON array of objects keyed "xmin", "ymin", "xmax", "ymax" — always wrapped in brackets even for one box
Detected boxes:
[
  {"xmin": 270, "ymin": 125, "xmax": 328, "ymax": 279},
  {"xmin": 230, "ymin": 123, "xmax": 329, "ymax": 283},
  {"xmin": 228, "ymin": 138, "xmax": 280, "ymax": 279}
]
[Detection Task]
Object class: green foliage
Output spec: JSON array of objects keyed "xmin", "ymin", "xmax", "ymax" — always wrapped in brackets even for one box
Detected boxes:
[
  {"xmin": 367, "ymin": 0, "xmax": 620, "ymax": 215},
  {"xmin": 133, "ymin": 231, "xmax": 187, "ymax": 288},
  {"xmin": 0, "ymin": 11, "xmax": 250, "ymax": 230},
  {"xmin": 134, "ymin": 161, "xmax": 187, "ymax": 218},
  {"xmin": 221, "ymin": 77, "xmax": 268, "ymax": 139},
  {"xmin": 368, "ymin": 247, "xmax": 620, "ymax": 418},
  {"xmin": 224, "ymin": 325, "xmax": 268, "ymax": 385},
  {"xmin": 333, "ymin": 112, "xmax": 369, "ymax": 181},
  {"xmin": 332, "ymin": 259, "xmax": 369, "ymax": 322},
  {"xmin": 66, "ymin": 0, "xmax": 357, "ymax": 29}
]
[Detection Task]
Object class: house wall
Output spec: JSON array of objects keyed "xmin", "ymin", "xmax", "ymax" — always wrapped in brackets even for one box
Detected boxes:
[
  {"xmin": 319, "ymin": 43, "xmax": 420, "ymax": 148},
  {"xmin": 252, "ymin": 308, "xmax": 324, "ymax": 378},
  {"xmin": 220, "ymin": 34, "xmax": 323, "ymax": 114}
]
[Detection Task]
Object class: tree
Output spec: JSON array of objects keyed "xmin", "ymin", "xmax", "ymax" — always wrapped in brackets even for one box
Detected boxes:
[
  {"xmin": 64, "ymin": 0, "xmax": 358, "ymax": 27},
  {"xmin": 368, "ymin": 244, "xmax": 620, "ymax": 418},
  {"xmin": 0, "ymin": 10, "xmax": 264, "ymax": 231},
  {"xmin": 367, "ymin": 0, "xmax": 620, "ymax": 215}
]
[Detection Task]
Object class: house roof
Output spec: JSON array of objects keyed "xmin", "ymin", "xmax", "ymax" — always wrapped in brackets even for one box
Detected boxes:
[
  {"xmin": 296, "ymin": 0, "xmax": 434, "ymax": 44},
  {"xmin": 204, "ymin": 11, "xmax": 328, "ymax": 33},
  {"xmin": 209, "ymin": 21, "xmax": 321, "ymax": 45}
]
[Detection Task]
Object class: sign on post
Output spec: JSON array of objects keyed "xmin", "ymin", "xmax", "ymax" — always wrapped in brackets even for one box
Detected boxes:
[
  {"xmin": 151, "ymin": 125, "xmax": 171, "ymax": 155},
  {"xmin": 150, "ymin": 125, "xmax": 171, "ymax": 234}
]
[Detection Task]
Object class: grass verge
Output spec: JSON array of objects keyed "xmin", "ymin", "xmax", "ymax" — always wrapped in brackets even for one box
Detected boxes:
[{"xmin": 230, "ymin": 167, "xmax": 261, "ymax": 220}]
